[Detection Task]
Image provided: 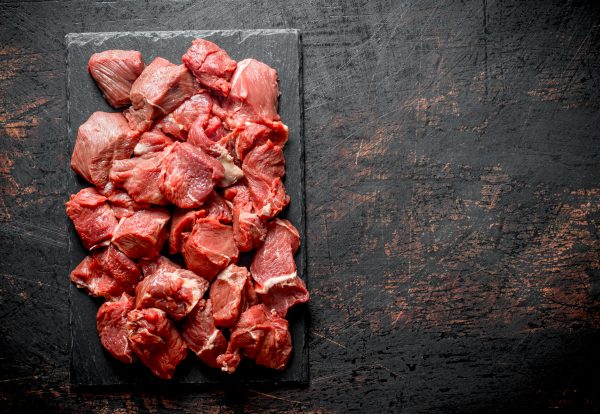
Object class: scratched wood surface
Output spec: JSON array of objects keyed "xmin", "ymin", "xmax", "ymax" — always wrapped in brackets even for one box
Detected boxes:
[{"xmin": 1, "ymin": 0, "xmax": 600, "ymax": 412}]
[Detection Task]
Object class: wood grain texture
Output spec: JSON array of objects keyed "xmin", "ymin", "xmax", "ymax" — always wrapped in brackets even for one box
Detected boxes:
[{"xmin": 1, "ymin": 0, "xmax": 600, "ymax": 412}]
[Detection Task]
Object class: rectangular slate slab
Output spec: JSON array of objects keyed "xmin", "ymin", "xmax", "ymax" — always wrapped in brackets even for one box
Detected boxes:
[{"xmin": 66, "ymin": 30, "xmax": 306, "ymax": 387}]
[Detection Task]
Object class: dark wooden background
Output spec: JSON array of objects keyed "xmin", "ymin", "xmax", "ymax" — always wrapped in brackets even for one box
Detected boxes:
[{"xmin": 1, "ymin": 0, "xmax": 600, "ymax": 412}]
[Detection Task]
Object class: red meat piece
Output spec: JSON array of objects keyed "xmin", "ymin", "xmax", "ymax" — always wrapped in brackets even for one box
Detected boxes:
[
  {"xmin": 71, "ymin": 111, "xmax": 140, "ymax": 189},
  {"xmin": 159, "ymin": 142, "xmax": 224, "ymax": 208},
  {"xmin": 66, "ymin": 187, "xmax": 118, "ymax": 250},
  {"xmin": 111, "ymin": 208, "xmax": 170, "ymax": 259},
  {"xmin": 135, "ymin": 268, "xmax": 208, "ymax": 320},
  {"xmin": 182, "ymin": 217, "xmax": 238, "ymax": 282},
  {"xmin": 209, "ymin": 264, "xmax": 253, "ymax": 328},
  {"xmin": 88, "ymin": 50, "xmax": 144, "ymax": 108},
  {"xmin": 96, "ymin": 293, "xmax": 136, "ymax": 363},
  {"xmin": 250, "ymin": 219, "xmax": 309, "ymax": 317},
  {"xmin": 156, "ymin": 91, "xmax": 215, "ymax": 140},
  {"xmin": 228, "ymin": 121, "xmax": 288, "ymax": 162},
  {"xmin": 223, "ymin": 182, "xmax": 267, "ymax": 252},
  {"xmin": 133, "ymin": 129, "xmax": 174, "ymax": 156},
  {"xmin": 217, "ymin": 304, "xmax": 291, "ymax": 373},
  {"xmin": 107, "ymin": 189, "xmax": 151, "ymax": 219},
  {"xmin": 125, "ymin": 57, "xmax": 196, "ymax": 132},
  {"xmin": 182, "ymin": 39, "xmax": 237, "ymax": 96},
  {"xmin": 127, "ymin": 308, "xmax": 188, "ymax": 379},
  {"xmin": 223, "ymin": 59, "xmax": 280, "ymax": 129},
  {"xmin": 180, "ymin": 299, "xmax": 228, "ymax": 368},
  {"xmin": 139, "ymin": 255, "xmax": 181, "ymax": 278}
]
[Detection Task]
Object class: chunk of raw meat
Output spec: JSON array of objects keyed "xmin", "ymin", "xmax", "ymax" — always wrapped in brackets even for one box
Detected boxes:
[
  {"xmin": 250, "ymin": 219, "xmax": 308, "ymax": 317},
  {"xmin": 156, "ymin": 91, "xmax": 215, "ymax": 140},
  {"xmin": 135, "ymin": 268, "xmax": 208, "ymax": 320},
  {"xmin": 222, "ymin": 59, "xmax": 280, "ymax": 129},
  {"xmin": 66, "ymin": 187, "xmax": 118, "ymax": 250},
  {"xmin": 180, "ymin": 299, "xmax": 228, "ymax": 368},
  {"xmin": 133, "ymin": 129, "xmax": 174, "ymax": 156},
  {"xmin": 201, "ymin": 191, "xmax": 233, "ymax": 223},
  {"xmin": 96, "ymin": 293, "xmax": 136, "ymax": 363},
  {"xmin": 231, "ymin": 121, "xmax": 288, "ymax": 161},
  {"xmin": 209, "ymin": 264, "xmax": 253, "ymax": 328},
  {"xmin": 139, "ymin": 255, "xmax": 181, "ymax": 278},
  {"xmin": 127, "ymin": 308, "xmax": 188, "ymax": 379},
  {"xmin": 109, "ymin": 149, "xmax": 169, "ymax": 205},
  {"xmin": 126, "ymin": 57, "xmax": 196, "ymax": 132},
  {"xmin": 217, "ymin": 304, "xmax": 291, "ymax": 373},
  {"xmin": 88, "ymin": 50, "xmax": 144, "ymax": 108},
  {"xmin": 223, "ymin": 182, "xmax": 267, "ymax": 252},
  {"xmin": 159, "ymin": 142, "xmax": 225, "ymax": 208},
  {"xmin": 71, "ymin": 112, "xmax": 140, "ymax": 189},
  {"xmin": 182, "ymin": 217, "xmax": 238, "ymax": 281},
  {"xmin": 70, "ymin": 244, "xmax": 142, "ymax": 299},
  {"xmin": 112, "ymin": 208, "xmax": 170, "ymax": 259},
  {"xmin": 242, "ymin": 140, "xmax": 289, "ymax": 219},
  {"xmin": 182, "ymin": 39, "xmax": 237, "ymax": 96},
  {"xmin": 107, "ymin": 189, "xmax": 150, "ymax": 219},
  {"xmin": 169, "ymin": 208, "xmax": 202, "ymax": 255}
]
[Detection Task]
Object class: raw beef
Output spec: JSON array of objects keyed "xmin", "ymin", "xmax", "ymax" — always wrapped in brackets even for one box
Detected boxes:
[
  {"xmin": 111, "ymin": 207, "xmax": 170, "ymax": 259},
  {"xmin": 223, "ymin": 59, "xmax": 280, "ymax": 129},
  {"xmin": 159, "ymin": 142, "xmax": 225, "ymax": 208},
  {"xmin": 71, "ymin": 111, "xmax": 140, "ymax": 189},
  {"xmin": 182, "ymin": 39, "xmax": 237, "ymax": 96},
  {"xmin": 133, "ymin": 129, "xmax": 174, "ymax": 156},
  {"xmin": 223, "ymin": 181, "xmax": 267, "ymax": 252},
  {"xmin": 180, "ymin": 299, "xmax": 228, "ymax": 368},
  {"xmin": 66, "ymin": 187, "xmax": 118, "ymax": 250},
  {"xmin": 156, "ymin": 91, "xmax": 215, "ymax": 140},
  {"xmin": 96, "ymin": 293, "xmax": 136, "ymax": 363},
  {"xmin": 107, "ymin": 189, "xmax": 151, "ymax": 219},
  {"xmin": 182, "ymin": 217, "xmax": 238, "ymax": 281},
  {"xmin": 139, "ymin": 255, "xmax": 181, "ymax": 278},
  {"xmin": 135, "ymin": 268, "xmax": 208, "ymax": 320},
  {"xmin": 209, "ymin": 264, "xmax": 253, "ymax": 328},
  {"xmin": 217, "ymin": 304, "xmax": 292, "ymax": 373},
  {"xmin": 231, "ymin": 121, "xmax": 288, "ymax": 161},
  {"xmin": 126, "ymin": 57, "xmax": 196, "ymax": 132},
  {"xmin": 88, "ymin": 50, "xmax": 144, "ymax": 108},
  {"xmin": 127, "ymin": 308, "xmax": 188, "ymax": 379},
  {"xmin": 250, "ymin": 219, "xmax": 309, "ymax": 317}
]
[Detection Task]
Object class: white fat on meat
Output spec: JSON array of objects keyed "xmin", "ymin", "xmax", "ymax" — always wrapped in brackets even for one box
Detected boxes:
[{"xmin": 255, "ymin": 272, "xmax": 298, "ymax": 295}]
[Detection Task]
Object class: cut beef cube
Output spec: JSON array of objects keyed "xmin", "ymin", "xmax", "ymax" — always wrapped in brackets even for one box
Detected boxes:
[
  {"xmin": 107, "ymin": 189, "xmax": 151, "ymax": 219},
  {"xmin": 125, "ymin": 57, "xmax": 196, "ymax": 132},
  {"xmin": 109, "ymin": 149, "xmax": 169, "ymax": 205},
  {"xmin": 201, "ymin": 191, "xmax": 233, "ymax": 223},
  {"xmin": 135, "ymin": 268, "xmax": 208, "ymax": 320},
  {"xmin": 71, "ymin": 112, "xmax": 140, "ymax": 189},
  {"xmin": 127, "ymin": 308, "xmax": 188, "ymax": 379},
  {"xmin": 217, "ymin": 304, "xmax": 292, "ymax": 373},
  {"xmin": 182, "ymin": 217, "xmax": 238, "ymax": 282},
  {"xmin": 112, "ymin": 208, "xmax": 170, "ymax": 260},
  {"xmin": 159, "ymin": 142, "xmax": 224, "ymax": 208},
  {"xmin": 88, "ymin": 50, "xmax": 144, "ymax": 108},
  {"xmin": 66, "ymin": 187, "xmax": 118, "ymax": 250},
  {"xmin": 242, "ymin": 140, "xmax": 289, "ymax": 219},
  {"xmin": 133, "ymin": 129, "xmax": 174, "ymax": 156},
  {"xmin": 223, "ymin": 182, "xmax": 267, "ymax": 252},
  {"xmin": 230, "ymin": 121, "xmax": 288, "ymax": 162},
  {"xmin": 250, "ymin": 219, "xmax": 308, "ymax": 317},
  {"xmin": 180, "ymin": 299, "xmax": 228, "ymax": 368},
  {"xmin": 70, "ymin": 244, "xmax": 142, "ymax": 299},
  {"xmin": 209, "ymin": 264, "xmax": 253, "ymax": 328},
  {"xmin": 139, "ymin": 255, "xmax": 181, "ymax": 278},
  {"xmin": 156, "ymin": 91, "xmax": 215, "ymax": 140},
  {"xmin": 222, "ymin": 59, "xmax": 280, "ymax": 129},
  {"xmin": 182, "ymin": 39, "xmax": 237, "ymax": 96},
  {"xmin": 96, "ymin": 293, "xmax": 136, "ymax": 363}
]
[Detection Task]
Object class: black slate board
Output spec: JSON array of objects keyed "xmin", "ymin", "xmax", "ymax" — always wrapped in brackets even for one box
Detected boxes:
[{"xmin": 66, "ymin": 30, "xmax": 307, "ymax": 387}]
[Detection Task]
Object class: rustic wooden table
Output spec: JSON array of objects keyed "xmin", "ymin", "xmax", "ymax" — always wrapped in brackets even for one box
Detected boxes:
[{"xmin": 1, "ymin": 1, "xmax": 599, "ymax": 412}]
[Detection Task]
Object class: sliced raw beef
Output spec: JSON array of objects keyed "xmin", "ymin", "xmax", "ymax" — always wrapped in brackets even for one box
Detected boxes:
[
  {"xmin": 133, "ymin": 129, "xmax": 174, "ymax": 156},
  {"xmin": 159, "ymin": 142, "xmax": 224, "ymax": 208},
  {"xmin": 209, "ymin": 264, "xmax": 253, "ymax": 328},
  {"xmin": 182, "ymin": 39, "xmax": 237, "ymax": 96},
  {"xmin": 112, "ymin": 208, "xmax": 170, "ymax": 259},
  {"xmin": 107, "ymin": 189, "xmax": 150, "ymax": 219},
  {"xmin": 250, "ymin": 219, "xmax": 309, "ymax": 317},
  {"xmin": 135, "ymin": 268, "xmax": 208, "ymax": 320},
  {"xmin": 180, "ymin": 299, "xmax": 227, "ymax": 368},
  {"xmin": 96, "ymin": 293, "xmax": 136, "ymax": 363},
  {"xmin": 223, "ymin": 181, "xmax": 267, "ymax": 252},
  {"xmin": 222, "ymin": 59, "xmax": 280, "ymax": 129},
  {"xmin": 139, "ymin": 255, "xmax": 181, "ymax": 278},
  {"xmin": 66, "ymin": 187, "xmax": 118, "ymax": 250},
  {"xmin": 156, "ymin": 91, "xmax": 215, "ymax": 140},
  {"xmin": 231, "ymin": 121, "xmax": 288, "ymax": 161},
  {"xmin": 182, "ymin": 217, "xmax": 238, "ymax": 281},
  {"xmin": 70, "ymin": 244, "xmax": 142, "ymax": 299},
  {"xmin": 110, "ymin": 149, "xmax": 169, "ymax": 205},
  {"xmin": 88, "ymin": 50, "xmax": 144, "ymax": 108},
  {"xmin": 127, "ymin": 308, "xmax": 188, "ymax": 379},
  {"xmin": 217, "ymin": 304, "xmax": 292, "ymax": 373},
  {"xmin": 126, "ymin": 57, "xmax": 196, "ymax": 132},
  {"xmin": 71, "ymin": 112, "xmax": 140, "ymax": 189}
]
